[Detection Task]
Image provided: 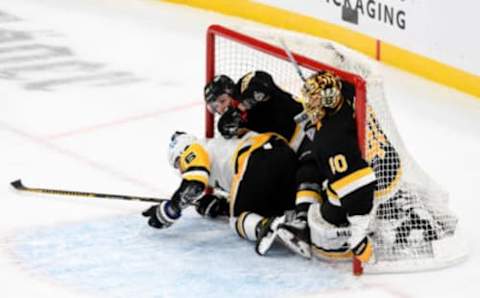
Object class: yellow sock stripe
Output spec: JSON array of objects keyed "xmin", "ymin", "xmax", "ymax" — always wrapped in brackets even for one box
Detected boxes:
[{"xmin": 235, "ymin": 212, "xmax": 249, "ymax": 239}]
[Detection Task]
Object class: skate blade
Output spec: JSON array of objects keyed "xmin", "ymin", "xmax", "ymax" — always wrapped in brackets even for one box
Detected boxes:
[
  {"xmin": 256, "ymin": 230, "xmax": 278, "ymax": 256},
  {"xmin": 277, "ymin": 228, "xmax": 312, "ymax": 259}
]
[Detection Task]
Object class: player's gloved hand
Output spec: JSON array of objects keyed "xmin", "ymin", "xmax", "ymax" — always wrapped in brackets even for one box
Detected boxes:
[
  {"xmin": 218, "ymin": 107, "xmax": 244, "ymax": 139},
  {"xmin": 142, "ymin": 200, "xmax": 181, "ymax": 229},
  {"xmin": 195, "ymin": 194, "xmax": 229, "ymax": 218}
]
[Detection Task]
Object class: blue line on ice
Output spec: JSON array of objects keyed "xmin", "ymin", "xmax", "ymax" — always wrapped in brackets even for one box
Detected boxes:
[{"xmin": 13, "ymin": 211, "xmax": 356, "ymax": 298}]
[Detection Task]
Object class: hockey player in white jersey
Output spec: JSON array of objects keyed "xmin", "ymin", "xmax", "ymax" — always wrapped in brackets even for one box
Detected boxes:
[{"xmin": 142, "ymin": 130, "xmax": 297, "ymax": 254}]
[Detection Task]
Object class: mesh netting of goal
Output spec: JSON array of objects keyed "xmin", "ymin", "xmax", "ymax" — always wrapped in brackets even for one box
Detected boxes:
[{"xmin": 205, "ymin": 24, "xmax": 467, "ymax": 274}]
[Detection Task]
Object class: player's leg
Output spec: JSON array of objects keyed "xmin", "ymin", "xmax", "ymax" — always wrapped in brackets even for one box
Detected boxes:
[{"xmin": 230, "ymin": 137, "xmax": 296, "ymax": 255}]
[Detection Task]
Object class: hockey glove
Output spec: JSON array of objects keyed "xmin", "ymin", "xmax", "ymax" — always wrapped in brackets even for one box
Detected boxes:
[
  {"xmin": 217, "ymin": 107, "xmax": 244, "ymax": 139},
  {"xmin": 142, "ymin": 200, "xmax": 181, "ymax": 229},
  {"xmin": 195, "ymin": 194, "xmax": 229, "ymax": 218}
]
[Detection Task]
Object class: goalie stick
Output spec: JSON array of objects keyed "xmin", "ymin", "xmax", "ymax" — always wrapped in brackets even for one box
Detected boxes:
[
  {"xmin": 278, "ymin": 38, "xmax": 308, "ymax": 83},
  {"xmin": 10, "ymin": 179, "xmax": 166, "ymax": 203},
  {"xmin": 278, "ymin": 38, "xmax": 310, "ymax": 123}
]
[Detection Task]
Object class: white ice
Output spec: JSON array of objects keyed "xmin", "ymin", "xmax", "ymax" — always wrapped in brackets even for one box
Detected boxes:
[{"xmin": 1, "ymin": 0, "xmax": 479, "ymax": 297}]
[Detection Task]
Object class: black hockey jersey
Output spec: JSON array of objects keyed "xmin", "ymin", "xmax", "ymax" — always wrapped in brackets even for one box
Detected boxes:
[
  {"xmin": 233, "ymin": 71, "xmax": 303, "ymax": 143},
  {"xmin": 297, "ymin": 80, "xmax": 376, "ymax": 225}
]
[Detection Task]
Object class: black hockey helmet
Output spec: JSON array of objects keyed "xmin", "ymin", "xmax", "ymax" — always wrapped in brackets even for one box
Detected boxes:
[{"xmin": 204, "ymin": 75, "xmax": 235, "ymax": 104}]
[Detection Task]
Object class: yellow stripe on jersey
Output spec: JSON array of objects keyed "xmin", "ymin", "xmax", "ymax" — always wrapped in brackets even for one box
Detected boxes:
[
  {"xmin": 233, "ymin": 132, "xmax": 285, "ymax": 170},
  {"xmin": 325, "ymin": 188, "xmax": 341, "ymax": 206},
  {"xmin": 330, "ymin": 167, "xmax": 376, "ymax": 199},
  {"xmin": 182, "ymin": 172, "xmax": 209, "ymax": 186},
  {"xmin": 296, "ymin": 190, "xmax": 323, "ymax": 205},
  {"xmin": 178, "ymin": 143, "xmax": 210, "ymax": 187}
]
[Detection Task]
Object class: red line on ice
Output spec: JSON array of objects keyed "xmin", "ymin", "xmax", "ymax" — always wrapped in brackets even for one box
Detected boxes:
[{"xmin": 46, "ymin": 101, "xmax": 202, "ymax": 140}]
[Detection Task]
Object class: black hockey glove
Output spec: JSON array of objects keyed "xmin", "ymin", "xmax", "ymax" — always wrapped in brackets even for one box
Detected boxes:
[
  {"xmin": 217, "ymin": 107, "xmax": 244, "ymax": 139},
  {"xmin": 142, "ymin": 200, "xmax": 181, "ymax": 229},
  {"xmin": 195, "ymin": 194, "xmax": 229, "ymax": 218}
]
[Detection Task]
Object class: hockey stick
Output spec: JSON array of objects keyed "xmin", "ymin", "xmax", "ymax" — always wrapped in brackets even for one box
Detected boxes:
[
  {"xmin": 10, "ymin": 179, "xmax": 166, "ymax": 203},
  {"xmin": 278, "ymin": 38, "xmax": 307, "ymax": 83},
  {"xmin": 278, "ymin": 38, "xmax": 310, "ymax": 123}
]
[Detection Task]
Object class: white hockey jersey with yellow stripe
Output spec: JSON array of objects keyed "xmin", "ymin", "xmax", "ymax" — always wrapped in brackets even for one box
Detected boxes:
[{"xmin": 177, "ymin": 131, "xmax": 263, "ymax": 192}]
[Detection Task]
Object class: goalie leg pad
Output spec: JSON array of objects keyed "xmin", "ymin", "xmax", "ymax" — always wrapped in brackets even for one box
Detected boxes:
[{"xmin": 352, "ymin": 236, "xmax": 373, "ymax": 263}]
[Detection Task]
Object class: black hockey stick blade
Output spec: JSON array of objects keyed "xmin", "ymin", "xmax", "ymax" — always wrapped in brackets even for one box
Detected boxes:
[
  {"xmin": 10, "ymin": 179, "xmax": 166, "ymax": 203},
  {"xmin": 10, "ymin": 179, "xmax": 25, "ymax": 190}
]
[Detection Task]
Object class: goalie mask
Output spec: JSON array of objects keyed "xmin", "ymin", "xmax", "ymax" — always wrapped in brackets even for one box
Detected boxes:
[
  {"xmin": 167, "ymin": 131, "xmax": 198, "ymax": 168},
  {"xmin": 204, "ymin": 75, "xmax": 235, "ymax": 114},
  {"xmin": 301, "ymin": 71, "xmax": 342, "ymax": 123}
]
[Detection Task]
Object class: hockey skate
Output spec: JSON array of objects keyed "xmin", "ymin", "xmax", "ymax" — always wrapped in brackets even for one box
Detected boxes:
[
  {"xmin": 277, "ymin": 211, "xmax": 312, "ymax": 259},
  {"xmin": 255, "ymin": 215, "xmax": 286, "ymax": 256}
]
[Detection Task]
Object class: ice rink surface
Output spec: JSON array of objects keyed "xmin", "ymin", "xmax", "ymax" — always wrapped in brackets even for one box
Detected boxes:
[{"xmin": 1, "ymin": 0, "xmax": 479, "ymax": 297}]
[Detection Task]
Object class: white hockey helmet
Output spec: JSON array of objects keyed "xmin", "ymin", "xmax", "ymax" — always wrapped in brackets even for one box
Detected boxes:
[{"xmin": 167, "ymin": 131, "xmax": 198, "ymax": 168}]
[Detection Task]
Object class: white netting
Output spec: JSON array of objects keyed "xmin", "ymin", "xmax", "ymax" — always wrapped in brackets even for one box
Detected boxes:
[{"xmin": 208, "ymin": 25, "xmax": 467, "ymax": 273}]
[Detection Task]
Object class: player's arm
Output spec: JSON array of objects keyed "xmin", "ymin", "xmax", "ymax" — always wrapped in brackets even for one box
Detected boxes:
[
  {"xmin": 295, "ymin": 156, "xmax": 324, "ymax": 219},
  {"xmin": 142, "ymin": 143, "xmax": 211, "ymax": 229},
  {"xmin": 325, "ymin": 149, "xmax": 376, "ymax": 262},
  {"xmin": 325, "ymin": 151, "xmax": 375, "ymax": 217}
]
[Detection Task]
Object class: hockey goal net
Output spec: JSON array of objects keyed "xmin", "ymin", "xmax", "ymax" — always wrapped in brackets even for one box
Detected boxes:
[{"xmin": 205, "ymin": 24, "xmax": 467, "ymax": 274}]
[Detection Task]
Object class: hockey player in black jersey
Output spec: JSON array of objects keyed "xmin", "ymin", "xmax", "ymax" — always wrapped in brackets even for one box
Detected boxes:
[
  {"xmin": 204, "ymin": 70, "xmax": 375, "ymax": 261},
  {"xmin": 277, "ymin": 70, "xmax": 377, "ymax": 263},
  {"xmin": 204, "ymin": 71, "xmax": 304, "ymax": 145}
]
